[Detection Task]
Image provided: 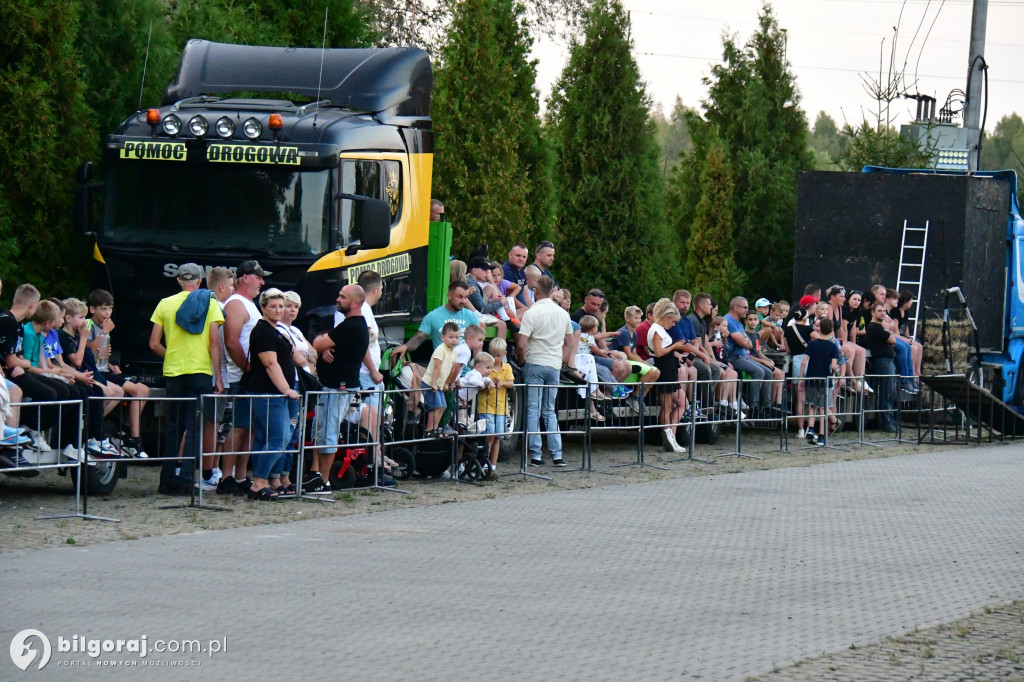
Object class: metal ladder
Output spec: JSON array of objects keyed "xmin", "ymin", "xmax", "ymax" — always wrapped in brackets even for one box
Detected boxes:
[{"xmin": 896, "ymin": 219, "xmax": 929, "ymax": 339}]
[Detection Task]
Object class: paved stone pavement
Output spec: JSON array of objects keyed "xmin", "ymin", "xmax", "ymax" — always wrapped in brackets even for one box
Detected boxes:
[{"xmin": 2, "ymin": 444, "xmax": 1023, "ymax": 681}]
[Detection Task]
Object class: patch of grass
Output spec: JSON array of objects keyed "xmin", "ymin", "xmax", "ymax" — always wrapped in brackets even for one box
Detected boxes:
[
  {"xmin": 65, "ymin": 538, "xmax": 75, "ymax": 544},
  {"xmin": 994, "ymin": 648, "xmax": 1020, "ymax": 663}
]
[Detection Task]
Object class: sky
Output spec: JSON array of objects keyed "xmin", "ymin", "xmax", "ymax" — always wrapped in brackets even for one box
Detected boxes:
[{"xmin": 532, "ymin": 0, "xmax": 1024, "ymax": 132}]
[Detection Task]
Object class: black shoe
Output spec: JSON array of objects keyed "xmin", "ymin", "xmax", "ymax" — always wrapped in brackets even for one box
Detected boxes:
[
  {"xmin": 303, "ymin": 474, "xmax": 331, "ymax": 495},
  {"xmin": 805, "ymin": 428, "xmax": 817, "ymax": 444},
  {"xmin": 215, "ymin": 476, "xmax": 239, "ymax": 495},
  {"xmin": 529, "ymin": 458, "xmax": 543, "ymax": 467},
  {"xmin": 552, "ymin": 458, "xmax": 567, "ymax": 467},
  {"xmin": 230, "ymin": 477, "xmax": 253, "ymax": 497}
]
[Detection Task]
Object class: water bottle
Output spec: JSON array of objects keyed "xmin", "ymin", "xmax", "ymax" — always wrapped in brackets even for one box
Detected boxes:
[{"xmin": 95, "ymin": 332, "xmax": 111, "ymax": 372}]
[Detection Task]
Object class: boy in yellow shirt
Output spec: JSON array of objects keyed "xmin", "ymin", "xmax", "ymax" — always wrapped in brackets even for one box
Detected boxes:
[
  {"xmin": 478, "ymin": 338, "xmax": 514, "ymax": 480},
  {"xmin": 423, "ymin": 322, "xmax": 460, "ymax": 433}
]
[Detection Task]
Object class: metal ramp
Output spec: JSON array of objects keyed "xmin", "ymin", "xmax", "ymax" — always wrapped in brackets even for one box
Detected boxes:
[
  {"xmin": 918, "ymin": 374, "xmax": 1024, "ymax": 441},
  {"xmin": 896, "ymin": 220, "xmax": 929, "ymax": 339}
]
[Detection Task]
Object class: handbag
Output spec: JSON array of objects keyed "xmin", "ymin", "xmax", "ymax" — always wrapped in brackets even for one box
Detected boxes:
[{"xmin": 296, "ymin": 369, "xmax": 323, "ymax": 395}]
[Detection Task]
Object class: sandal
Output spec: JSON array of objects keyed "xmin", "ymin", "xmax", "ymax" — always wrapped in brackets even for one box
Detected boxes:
[
  {"xmin": 275, "ymin": 484, "xmax": 296, "ymax": 497},
  {"xmin": 247, "ymin": 486, "xmax": 279, "ymax": 501},
  {"xmin": 589, "ymin": 410, "xmax": 606, "ymax": 422}
]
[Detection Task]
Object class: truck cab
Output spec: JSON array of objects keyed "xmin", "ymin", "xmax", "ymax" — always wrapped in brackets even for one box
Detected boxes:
[{"xmin": 76, "ymin": 40, "xmax": 438, "ymax": 382}]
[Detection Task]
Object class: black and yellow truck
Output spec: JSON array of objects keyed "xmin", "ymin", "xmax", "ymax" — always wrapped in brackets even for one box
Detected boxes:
[{"xmin": 75, "ymin": 39, "xmax": 451, "ymax": 381}]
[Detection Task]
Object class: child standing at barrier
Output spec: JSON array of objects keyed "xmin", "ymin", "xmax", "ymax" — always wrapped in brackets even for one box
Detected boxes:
[
  {"xmin": 457, "ymin": 351, "xmax": 493, "ymax": 432},
  {"xmin": 479, "ymin": 338, "xmax": 513, "ymax": 480},
  {"xmin": 804, "ymin": 318, "xmax": 840, "ymax": 446},
  {"xmin": 424, "ymin": 322, "xmax": 460, "ymax": 433}
]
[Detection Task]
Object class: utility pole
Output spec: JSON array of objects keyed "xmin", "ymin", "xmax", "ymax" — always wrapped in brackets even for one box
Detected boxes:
[{"xmin": 964, "ymin": 0, "xmax": 988, "ymax": 171}]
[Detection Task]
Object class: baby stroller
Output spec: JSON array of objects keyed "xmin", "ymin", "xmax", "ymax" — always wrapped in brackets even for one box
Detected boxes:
[{"xmin": 380, "ymin": 345, "xmax": 489, "ymax": 480}]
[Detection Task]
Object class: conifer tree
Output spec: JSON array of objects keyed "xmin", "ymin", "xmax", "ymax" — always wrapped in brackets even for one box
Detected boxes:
[
  {"xmin": 0, "ymin": 1, "xmax": 94, "ymax": 292},
  {"xmin": 548, "ymin": 0, "xmax": 679, "ymax": 316},
  {"xmin": 673, "ymin": 3, "xmax": 812, "ymax": 300},
  {"xmin": 432, "ymin": 0, "xmax": 551, "ymax": 259},
  {"xmin": 684, "ymin": 135, "xmax": 745, "ymax": 304}
]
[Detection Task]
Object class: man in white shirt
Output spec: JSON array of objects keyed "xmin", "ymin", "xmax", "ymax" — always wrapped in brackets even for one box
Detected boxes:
[{"xmin": 516, "ymin": 276, "xmax": 573, "ymax": 467}]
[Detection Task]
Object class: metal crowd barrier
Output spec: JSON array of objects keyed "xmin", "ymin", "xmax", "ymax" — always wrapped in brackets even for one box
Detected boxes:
[
  {"xmin": 0, "ymin": 398, "xmax": 106, "ymax": 521},
  {"xmin": 299, "ymin": 387, "xmax": 404, "ymax": 498},
  {"xmin": 517, "ymin": 380, "xmax": 587, "ymax": 480},
  {"xmin": 85, "ymin": 394, "xmax": 211, "ymax": 515},
  {"xmin": 588, "ymin": 378, "xmax": 669, "ymax": 471},
  {"xmin": 856, "ymin": 373, "xmax": 904, "ymax": 446},
  {"xmin": 370, "ymin": 384, "xmax": 466, "ymax": 487}
]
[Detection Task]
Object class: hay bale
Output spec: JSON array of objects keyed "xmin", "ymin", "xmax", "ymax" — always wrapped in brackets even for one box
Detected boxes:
[{"xmin": 921, "ymin": 314, "xmax": 973, "ymax": 376}]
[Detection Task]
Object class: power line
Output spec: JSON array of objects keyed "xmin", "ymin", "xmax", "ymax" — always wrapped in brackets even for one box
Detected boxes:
[{"xmin": 637, "ymin": 51, "xmax": 1024, "ymax": 84}]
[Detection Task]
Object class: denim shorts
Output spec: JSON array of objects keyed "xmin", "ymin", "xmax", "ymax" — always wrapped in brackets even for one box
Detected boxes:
[
  {"xmin": 424, "ymin": 389, "xmax": 446, "ymax": 411},
  {"xmin": 482, "ymin": 413, "xmax": 507, "ymax": 435},
  {"xmin": 227, "ymin": 381, "xmax": 251, "ymax": 429}
]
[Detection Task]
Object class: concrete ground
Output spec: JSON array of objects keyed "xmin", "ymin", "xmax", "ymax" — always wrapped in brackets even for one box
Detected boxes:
[{"xmin": 1, "ymin": 443, "xmax": 1022, "ymax": 680}]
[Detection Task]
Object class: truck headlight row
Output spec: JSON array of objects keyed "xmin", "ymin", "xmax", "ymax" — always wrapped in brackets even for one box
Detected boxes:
[{"xmin": 159, "ymin": 114, "xmax": 264, "ymax": 140}]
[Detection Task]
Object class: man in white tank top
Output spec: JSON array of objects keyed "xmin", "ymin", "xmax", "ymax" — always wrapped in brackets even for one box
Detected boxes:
[{"xmin": 216, "ymin": 260, "xmax": 270, "ymax": 495}]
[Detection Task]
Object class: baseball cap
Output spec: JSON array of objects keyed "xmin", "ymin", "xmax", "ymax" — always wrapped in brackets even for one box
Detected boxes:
[
  {"xmin": 586, "ymin": 288, "xmax": 605, "ymax": 299},
  {"xmin": 798, "ymin": 295, "xmax": 819, "ymax": 309},
  {"xmin": 176, "ymin": 263, "xmax": 203, "ymax": 281},
  {"xmin": 754, "ymin": 297, "xmax": 771, "ymax": 308},
  {"xmin": 467, "ymin": 256, "xmax": 491, "ymax": 272},
  {"xmin": 237, "ymin": 260, "xmax": 272, "ymax": 277}
]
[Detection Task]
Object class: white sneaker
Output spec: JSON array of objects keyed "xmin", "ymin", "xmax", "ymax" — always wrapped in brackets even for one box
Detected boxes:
[
  {"xmin": 863, "ymin": 381, "xmax": 875, "ymax": 394},
  {"xmin": 195, "ymin": 478, "xmax": 217, "ymax": 491},
  {"xmin": 87, "ymin": 438, "xmax": 120, "ymax": 458},
  {"xmin": 663, "ymin": 428, "xmax": 685, "ymax": 454},
  {"xmin": 797, "ymin": 428, "xmax": 806, "ymax": 439},
  {"xmin": 62, "ymin": 444, "xmax": 93, "ymax": 465},
  {"xmin": 209, "ymin": 467, "xmax": 223, "ymax": 487},
  {"xmin": 28, "ymin": 429, "xmax": 51, "ymax": 452}
]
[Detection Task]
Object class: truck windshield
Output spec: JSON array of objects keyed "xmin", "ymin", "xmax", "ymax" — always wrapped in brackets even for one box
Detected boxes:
[{"xmin": 102, "ymin": 161, "xmax": 331, "ymax": 256}]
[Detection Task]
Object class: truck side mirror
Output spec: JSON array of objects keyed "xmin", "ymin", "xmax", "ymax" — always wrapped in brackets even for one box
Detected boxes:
[
  {"xmin": 338, "ymin": 194, "xmax": 391, "ymax": 255},
  {"xmin": 357, "ymin": 198, "xmax": 391, "ymax": 250}
]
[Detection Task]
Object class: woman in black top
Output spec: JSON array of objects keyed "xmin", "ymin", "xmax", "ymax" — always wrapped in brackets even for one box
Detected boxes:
[
  {"xmin": 243, "ymin": 289, "xmax": 299, "ymax": 501},
  {"xmin": 783, "ymin": 296, "xmax": 816, "ymax": 437}
]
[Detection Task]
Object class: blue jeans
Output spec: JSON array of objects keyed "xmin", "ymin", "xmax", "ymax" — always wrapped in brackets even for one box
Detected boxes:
[
  {"xmin": 271, "ymin": 383, "xmax": 301, "ymax": 477},
  {"xmin": 358, "ymin": 374, "xmax": 382, "ymax": 408},
  {"xmin": 315, "ymin": 389, "xmax": 355, "ymax": 456},
  {"xmin": 523, "ymin": 363, "xmax": 561, "ymax": 461},
  {"xmin": 729, "ymin": 355, "xmax": 770, "ymax": 406},
  {"xmin": 893, "ymin": 337, "xmax": 913, "ymax": 379},
  {"xmin": 250, "ymin": 395, "xmax": 288, "ymax": 480},
  {"xmin": 161, "ymin": 373, "xmax": 212, "ymax": 485},
  {"xmin": 871, "ymin": 357, "xmax": 897, "ymax": 425}
]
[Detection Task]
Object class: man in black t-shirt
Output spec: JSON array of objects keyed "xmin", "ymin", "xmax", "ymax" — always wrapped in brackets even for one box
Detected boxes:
[
  {"xmin": 863, "ymin": 302, "xmax": 898, "ymax": 432},
  {"xmin": 304, "ymin": 284, "xmax": 369, "ymax": 495}
]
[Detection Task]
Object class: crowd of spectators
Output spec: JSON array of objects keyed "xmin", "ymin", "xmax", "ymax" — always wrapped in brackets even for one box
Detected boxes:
[{"xmin": 0, "ymin": 231, "xmax": 927, "ymax": 490}]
